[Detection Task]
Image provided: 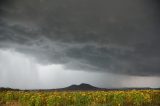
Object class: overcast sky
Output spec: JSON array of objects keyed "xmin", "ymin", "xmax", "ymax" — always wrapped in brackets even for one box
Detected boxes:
[{"xmin": 0, "ymin": 0, "xmax": 160, "ymax": 89}]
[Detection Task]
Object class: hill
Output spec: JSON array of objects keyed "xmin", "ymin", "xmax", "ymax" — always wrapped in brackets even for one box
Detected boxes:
[
  {"xmin": 59, "ymin": 83, "xmax": 100, "ymax": 91},
  {"xmin": 0, "ymin": 83, "xmax": 160, "ymax": 91}
]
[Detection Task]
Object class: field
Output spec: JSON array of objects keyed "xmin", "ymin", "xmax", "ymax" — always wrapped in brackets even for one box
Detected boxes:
[{"xmin": 0, "ymin": 90, "xmax": 160, "ymax": 106}]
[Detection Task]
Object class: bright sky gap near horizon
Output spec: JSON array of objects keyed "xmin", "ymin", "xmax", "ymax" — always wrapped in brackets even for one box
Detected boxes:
[{"xmin": 0, "ymin": 0, "xmax": 160, "ymax": 89}]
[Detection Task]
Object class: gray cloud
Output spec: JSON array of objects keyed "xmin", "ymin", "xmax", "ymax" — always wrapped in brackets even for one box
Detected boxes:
[{"xmin": 0, "ymin": 0, "xmax": 160, "ymax": 76}]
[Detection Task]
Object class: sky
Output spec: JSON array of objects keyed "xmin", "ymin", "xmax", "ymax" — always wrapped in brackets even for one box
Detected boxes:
[{"xmin": 0, "ymin": 0, "xmax": 160, "ymax": 89}]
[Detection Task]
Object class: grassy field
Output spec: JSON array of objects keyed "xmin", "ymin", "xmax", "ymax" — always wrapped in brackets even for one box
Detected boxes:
[{"xmin": 0, "ymin": 90, "xmax": 160, "ymax": 106}]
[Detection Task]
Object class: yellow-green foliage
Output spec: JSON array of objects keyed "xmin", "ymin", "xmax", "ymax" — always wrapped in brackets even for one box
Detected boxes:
[{"xmin": 0, "ymin": 90, "xmax": 160, "ymax": 106}]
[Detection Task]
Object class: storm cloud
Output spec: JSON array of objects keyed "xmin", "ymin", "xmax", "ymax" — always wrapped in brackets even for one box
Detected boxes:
[{"xmin": 0, "ymin": 0, "xmax": 160, "ymax": 77}]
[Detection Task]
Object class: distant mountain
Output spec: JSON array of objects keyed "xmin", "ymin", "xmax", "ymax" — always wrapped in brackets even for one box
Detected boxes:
[
  {"xmin": 0, "ymin": 84, "xmax": 160, "ymax": 91},
  {"xmin": 60, "ymin": 83, "xmax": 100, "ymax": 91},
  {"xmin": 0, "ymin": 87, "xmax": 20, "ymax": 91}
]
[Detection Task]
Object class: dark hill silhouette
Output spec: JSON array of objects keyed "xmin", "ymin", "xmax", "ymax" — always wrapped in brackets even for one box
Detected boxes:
[
  {"xmin": 60, "ymin": 83, "xmax": 100, "ymax": 91},
  {"xmin": 0, "ymin": 83, "xmax": 159, "ymax": 91},
  {"xmin": 0, "ymin": 87, "xmax": 20, "ymax": 91}
]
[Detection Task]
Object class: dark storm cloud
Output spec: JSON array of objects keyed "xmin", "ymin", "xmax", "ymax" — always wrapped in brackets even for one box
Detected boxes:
[{"xmin": 0, "ymin": 0, "xmax": 160, "ymax": 76}]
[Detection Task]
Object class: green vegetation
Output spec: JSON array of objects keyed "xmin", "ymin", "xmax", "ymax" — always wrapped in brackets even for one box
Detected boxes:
[{"xmin": 0, "ymin": 90, "xmax": 160, "ymax": 106}]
